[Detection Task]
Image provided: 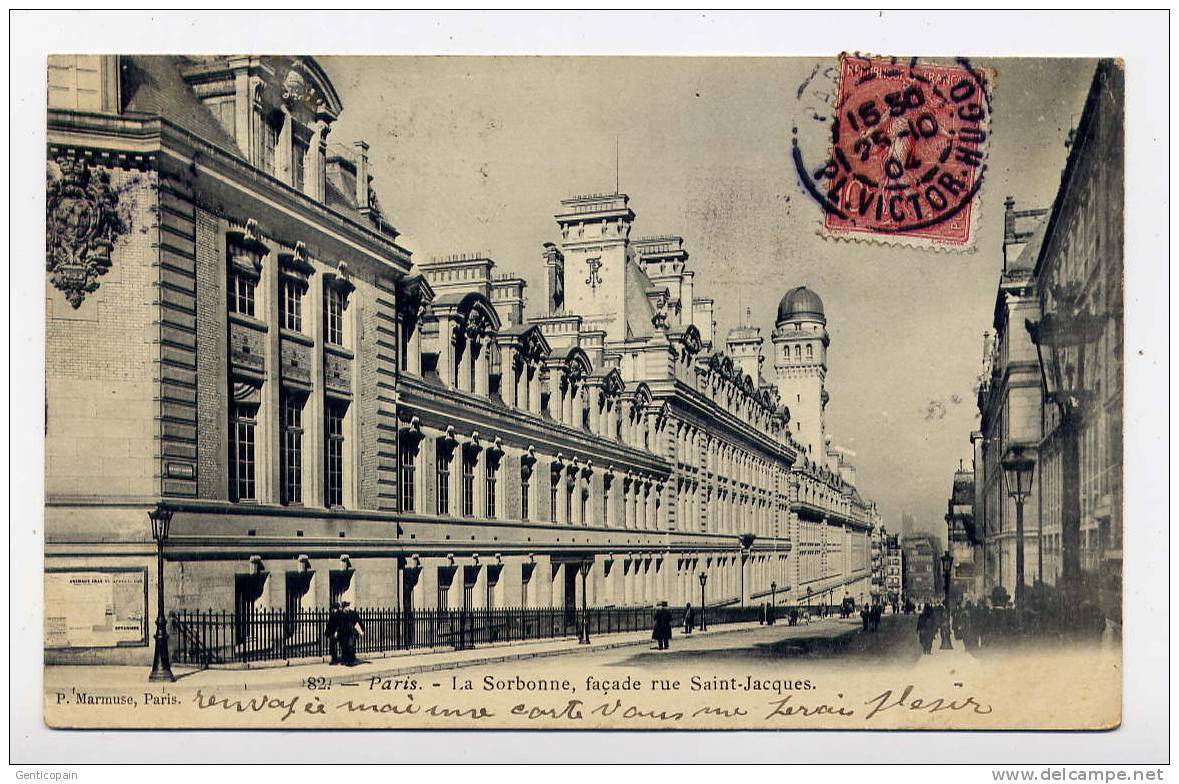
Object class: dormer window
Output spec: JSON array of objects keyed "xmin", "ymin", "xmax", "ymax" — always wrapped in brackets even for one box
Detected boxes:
[
  {"xmin": 258, "ymin": 114, "xmax": 281, "ymax": 177},
  {"xmin": 292, "ymin": 138, "xmax": 309, "ymax": 192}
]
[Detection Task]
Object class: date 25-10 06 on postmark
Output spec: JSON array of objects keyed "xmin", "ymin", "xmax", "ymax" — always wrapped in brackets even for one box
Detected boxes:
[{"xmin": 794, "ymin": 55, "xmax": 992, "ymax": 249}]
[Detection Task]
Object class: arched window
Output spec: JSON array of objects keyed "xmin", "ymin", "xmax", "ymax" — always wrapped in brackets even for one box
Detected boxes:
[{"xmin": 807, "ymin": 344, "xmax": 814, "ymax": 360}]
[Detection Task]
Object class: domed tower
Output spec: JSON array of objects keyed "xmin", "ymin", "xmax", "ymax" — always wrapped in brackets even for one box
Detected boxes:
[{"xmin": 772, "ymin": 286, "xmax": 830, "ymax": 459}]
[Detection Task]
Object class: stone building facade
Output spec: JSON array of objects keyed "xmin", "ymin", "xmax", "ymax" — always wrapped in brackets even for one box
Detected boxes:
[
  {"xmin": 968, "ymin": 61, "xmax": 1122, "ymax": 623},
  {"xmin": 974, "ymin": 196, "xmax": 1048, "ymax": 597},
  {"xmin": 1028, "ymin": 60, "xmax": 1124, "ymax": 624},
  {"xmin": 44, "ymin": 54, "xmax": 878, "ymax": 664}
]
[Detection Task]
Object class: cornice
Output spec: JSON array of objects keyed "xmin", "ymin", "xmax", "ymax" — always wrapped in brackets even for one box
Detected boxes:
[{"xmin": 47, "ymin": 110, "xmax": 412, "ymax": 277}]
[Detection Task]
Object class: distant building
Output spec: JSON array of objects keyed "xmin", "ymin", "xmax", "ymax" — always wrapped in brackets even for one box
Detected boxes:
[
  {"xmin": 884, "ymin": 533, "xmax": 903, "ymax": 605},
  {"xmin": 901, "ymin": 533, "xmax": 941, "ymax": 604}
]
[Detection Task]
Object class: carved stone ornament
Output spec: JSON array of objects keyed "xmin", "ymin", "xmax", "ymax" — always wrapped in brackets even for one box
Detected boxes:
[{"xmin": 46, "ymin": 158, "xmax": 127, "ymax": 308}]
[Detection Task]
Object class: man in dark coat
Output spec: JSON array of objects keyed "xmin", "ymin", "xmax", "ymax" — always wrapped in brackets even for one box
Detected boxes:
[
  {"xmin": 870, "ymin": 603, "xmax": 883, "ymax": 632},
  {"xmin": 683, "ymin": 602, "xmax": 696, "ymax": 635},
  {"xmin": 325, "ymin": 602, "xmax": 343, "ymax": 665},
  {"xmin": 917, "ymin": 605, "xmax": 936, "ymax": 654},
  {"xmin": 652, "ymin": 602, "xmax": 673, "ymax": 650},
  {"xmin": 338, "ymin": 601, "xmax": 365, "ymax": 666}
]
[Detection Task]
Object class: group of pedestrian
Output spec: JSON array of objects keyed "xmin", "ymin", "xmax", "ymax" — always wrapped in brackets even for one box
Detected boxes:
[
  {"xmin": 759, "ymin": 602, "xmax": 776, "ymax": 626},
  {"xmin": 859, "ymin": 602, "xmax": 883, "ymax": 632},
  {"xmin": 325, "ymin": 601, "xmax": 365, "ymax": 666},
  {"xmin": 915, "ymin": 603, "xmax": 954, "ymax": 654},
  {"xmin": 839, "ymin": 594, "xmax": 856, "ymax": 619}
]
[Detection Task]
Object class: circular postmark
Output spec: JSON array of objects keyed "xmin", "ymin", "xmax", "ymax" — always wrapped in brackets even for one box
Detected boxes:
[{"xmin": 793, "ymin": 55, "xmax": 992, "ymax": 247}]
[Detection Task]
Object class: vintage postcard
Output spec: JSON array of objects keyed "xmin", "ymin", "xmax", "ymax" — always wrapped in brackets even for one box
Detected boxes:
[{"xmin": 41, "ymin": 51, "xmax": 1125, "ymax": 733}]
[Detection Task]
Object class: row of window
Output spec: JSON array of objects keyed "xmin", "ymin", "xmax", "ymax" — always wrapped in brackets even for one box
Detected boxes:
[
  {"xmin": 400, "ymin": 438, "xmax": 663, "ymax": 528},
  {"xmin": 228, "ymin": 268, "xmax": 347, "ymax": 347},
  {"xmin": 229, "ymin": 392, "xmax": 348, "ymax": 507}
]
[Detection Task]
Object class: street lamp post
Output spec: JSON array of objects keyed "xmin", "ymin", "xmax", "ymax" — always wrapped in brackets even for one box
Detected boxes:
[
  {"xmin": 148, "ymin": 505, "xmax": 175, "ymax": 682},
  {"xmin": 940, "ymin": 549, "xmax": 954, "ymax": 650},
  {"xmin": 698, "ymin": 571, "xmax": 708, "ymax": 631},
  {"xmin": 1002, "ymin": 445, "xmax": 1036, "ymax": 606},
  {"xmin": 770, "ymin": 580, "xmax": 777, "ymax": 608},
  {"xmin": 578, "ymin": 560, "xmax": 592, "ymax": 645},
  {"xmin": 738, "ymin": 533, "xmax": 756, "ymax": 608}
]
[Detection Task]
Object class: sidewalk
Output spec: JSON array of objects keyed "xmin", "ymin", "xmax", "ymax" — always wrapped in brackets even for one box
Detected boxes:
[{"xmin": 47, "ymin": 617, "xmax": 859, "ymax": 693}]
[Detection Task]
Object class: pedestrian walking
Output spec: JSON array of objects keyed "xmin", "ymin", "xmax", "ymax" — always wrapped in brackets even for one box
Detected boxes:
[
  {"xmin": 324, "ymin": 602, "xmax": 343, "ymax": 665},
  {"xmin": 338, "ymin": 601, "xmax": 365, "ymax": 666},
  {"xmin": 917, "ymin": 605, "xmax": 936, "ymax": 654},
  {"xmin": 652, "ymin": 602, "xmax": 673, "ymax": 650},
  {"xmin": 683, "ymin": 602, "xmax": 696, "ymax": 635},
  {"xmin": 765, "ymin": 602, "xmax": 775, "ymax": 626},
  {"xmin": 955, "ymin": 600, "xmax": 975, "ymax": 649}
]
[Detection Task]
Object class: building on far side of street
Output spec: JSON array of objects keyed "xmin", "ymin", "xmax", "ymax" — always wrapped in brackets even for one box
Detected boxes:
[{"xmin": 900, "ymin": 533, "xmax": 941, "ymax": 605}]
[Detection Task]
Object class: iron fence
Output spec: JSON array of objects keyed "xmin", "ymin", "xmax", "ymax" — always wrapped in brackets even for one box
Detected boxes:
[{"xmin": 170, "ymin": 602, "xmax": 767, "ymax": 667}]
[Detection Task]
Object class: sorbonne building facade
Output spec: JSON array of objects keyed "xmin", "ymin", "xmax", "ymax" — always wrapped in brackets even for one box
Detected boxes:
[{"xmin": 44, "ymin": 55, "xmax": 877, "ymax": 664}]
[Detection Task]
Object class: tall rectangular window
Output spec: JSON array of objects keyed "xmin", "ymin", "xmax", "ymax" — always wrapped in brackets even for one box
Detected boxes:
[
  {"xmin": 325, "ymin": 402, "xmax": 346, "ymax": 508},
  {"xmin": 229, "ymin": 402, "xmax": 257, "ymax": 502},
  {"xmin": 259, "ymin": 117, "xmax": 279, "ymax": 176},
  {"xmin": 281, "ymin": 394, "xmax": 303, "ymax": 505},
  {"xmin": 292, "ymin": 140, "xmax": 308, "ymax": 192},
  {"xmin": 520, "ymin": 473, "xmax": 530, "ymax": 520},
  {"xmin": 436, "ymin": 447, "xmax": 451, "ymax": 515},
  {"xmin": 281, "ymin": 279, "xmax": 303, "ymax": 332},
  {"xmin": 399, "ymin": 439, "xmax": 417, "ymax": 513},
  {"xmin": 565, "ymin": 481, "xmax": 574, "ymax": 524},
  {"xmin": 229, "ymin": 272, "xmax": 256, "ymax": 317},
  {"xmin": 485, "ymin": 459, "xmax": 497, "ymax": 518},
  {"xmin": 550, "ymin": 467, "xmax": 560, "ymax": 521},
  {"xmin": 325, "ymin": 288, "xmax": 345, "ymax": 346},
  {"xmin": 461, "ymin": 451, "xmax": 477, "ymax": 517}
]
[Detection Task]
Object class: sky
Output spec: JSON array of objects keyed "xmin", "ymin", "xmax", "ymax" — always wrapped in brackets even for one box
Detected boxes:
[{"xmin": 322, "ymin": 56, "xmax": 1096, "ymax": 541}]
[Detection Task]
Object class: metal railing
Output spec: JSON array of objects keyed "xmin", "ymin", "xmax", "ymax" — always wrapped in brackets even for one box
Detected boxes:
[{"xmin": 170, "ymin": 603, "xmax": 767, "ymax": 667}]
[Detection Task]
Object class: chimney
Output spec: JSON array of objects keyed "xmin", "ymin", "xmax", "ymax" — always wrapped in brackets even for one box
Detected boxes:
[{"xmin": 353, "ymin": 140, "xmax": 370, "ymax": 214}]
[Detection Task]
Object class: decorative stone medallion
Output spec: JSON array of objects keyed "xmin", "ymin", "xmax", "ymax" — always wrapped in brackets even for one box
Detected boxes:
[{"xmin": 46, "ymin": 158, "xmax": 126, "ymax": 308}]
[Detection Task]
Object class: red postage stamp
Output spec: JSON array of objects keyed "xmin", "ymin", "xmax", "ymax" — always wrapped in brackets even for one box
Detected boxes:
[{"xmin": 795, "ymin": 55, "xmax": 991, "ymax": 249}]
